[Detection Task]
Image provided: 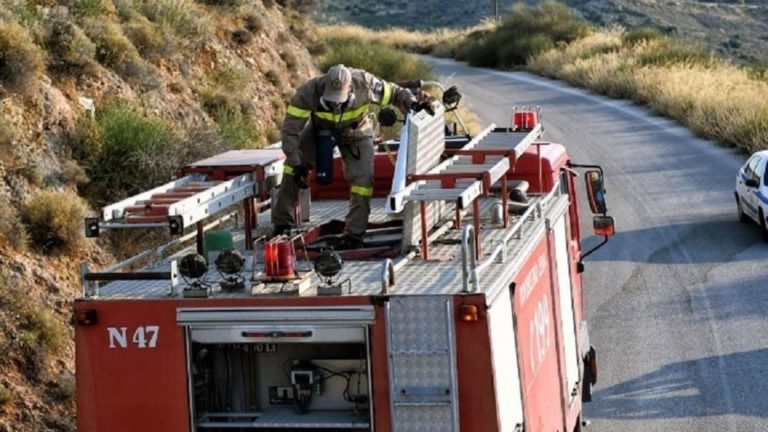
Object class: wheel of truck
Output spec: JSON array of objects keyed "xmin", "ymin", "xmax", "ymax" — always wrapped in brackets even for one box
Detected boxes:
[
  {"xmin": 760, "ymin": 209, "xmax": 768, "ymax": 242},
  {"xmin": 736, "ymin": 194, "xmax": 749, "ymax": 223}
]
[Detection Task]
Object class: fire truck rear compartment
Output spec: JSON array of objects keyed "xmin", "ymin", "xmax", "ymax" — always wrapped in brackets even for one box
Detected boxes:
[{"xmin": 186, "ymin": 326, "xmax": 372, "ymax": 431}]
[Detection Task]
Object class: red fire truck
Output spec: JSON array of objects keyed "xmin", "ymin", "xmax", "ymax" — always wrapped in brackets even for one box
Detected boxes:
[{"xmin": 75, "ymin": 91, "xmax": 614, "ymax": 432}]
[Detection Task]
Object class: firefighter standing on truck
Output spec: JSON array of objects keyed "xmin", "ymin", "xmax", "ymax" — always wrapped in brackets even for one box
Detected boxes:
[{"xmin": 273, "ymin": 64, "xmax": 427, "ymax": 249}]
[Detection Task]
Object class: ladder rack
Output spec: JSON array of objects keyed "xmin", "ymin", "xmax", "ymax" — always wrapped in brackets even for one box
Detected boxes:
[
  {"xmin": 396, "ymin": 123, "xmax": 544, "ymax": 259},
  {"xmin": 85, "ymin": 149, "xmax": 285, "ymax": 253}
]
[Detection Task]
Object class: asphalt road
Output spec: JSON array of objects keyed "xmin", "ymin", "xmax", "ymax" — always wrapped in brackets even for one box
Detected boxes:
[{"xmin": 426, "ymin": 57, "xmax": 768, "ymax": 431}]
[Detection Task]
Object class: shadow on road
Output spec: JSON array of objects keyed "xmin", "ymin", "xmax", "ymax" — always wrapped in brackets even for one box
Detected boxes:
[
  {"xmin": 589, "ymin": 349, "xmax": 768, "ymax": 419},
  {"xmin": 583, "ymin": 217, "xmax": 768, "ymax": 265}
]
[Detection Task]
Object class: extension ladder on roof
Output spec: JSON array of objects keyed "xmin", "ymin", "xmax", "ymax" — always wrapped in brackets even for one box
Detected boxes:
[
  {"xmin": 84, "ymin": 149, "xmax": 285, "ymax": 251},
  {"xmin": 394, "ymin": 123, "xmax": 543, "ymax": 259}
]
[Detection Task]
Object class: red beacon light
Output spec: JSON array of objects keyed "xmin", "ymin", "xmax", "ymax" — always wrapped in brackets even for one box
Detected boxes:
[
  {"xmin": 512, "ymin": 106, "xmax": 540, "ymax": 131},
  {"xmin": 264, "ymin": 238, "xmax": 297, "ymax": 280}
]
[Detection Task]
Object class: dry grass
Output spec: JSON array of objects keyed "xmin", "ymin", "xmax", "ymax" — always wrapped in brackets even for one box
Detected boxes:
[
  {"xmin": 139, "ymin": 0, "xmax": 213, "ymax": 47},
  {"xmin": 318, "ymin": 36, "xmax": 433, "ymax": 82},
  {"xmin": 528, "ymin": 29, "xmax": 768, "ymax": 153},
  {"xmin": 21, "ymin": 190, "xmax": 88, "ymax": 255},
  {"xmin": 45, "ymin": 19, "xmax": 98, "ymax": 74},
  {"xmin": 0, "ymin": 275, "xmax": 70, "ymax": 381},
  {"xmin": 0, "ymin": 21, "xmax": 45, "ymax": 97},
  {"xmin": 317, "ymin": 23, "xmax": 491, "ymax": 56},
  {"xmin": 198, "ymin": 66, "xmax": 253, "ymax": 114},
  {"xmin": 82, "ymin": 18, "xmax": 156, "ymax": 86},
  {"xmin": 124, "ymin": 16, "xmax": 176, "ymax": 60}
]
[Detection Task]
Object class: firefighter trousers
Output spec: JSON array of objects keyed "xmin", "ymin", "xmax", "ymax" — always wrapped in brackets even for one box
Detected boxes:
[{"xmin": 272, "ymin": 127, "xmax": 374, "ymax": 240}]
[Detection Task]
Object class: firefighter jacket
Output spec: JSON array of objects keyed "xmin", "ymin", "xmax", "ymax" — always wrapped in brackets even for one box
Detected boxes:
[{"xmin": 281, "ymin": 68, "xmax": 417, "ymax": 166}]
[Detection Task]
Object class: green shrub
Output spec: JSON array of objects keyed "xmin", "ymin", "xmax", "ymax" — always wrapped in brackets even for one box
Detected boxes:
[
  {"xmin": 213, "ymin": 107, "xmax": 260, "ymax": 149},
  {"xmin": 49, "ymin": 372, "xmax": 76, "ymax": 402},
  {"xmin": 0, "ymin": 21, "xmax": 45, "ymax": 97},
  {"xmin": 463, "ymin": 2, "xmax": 591, "ymax": 68},
  {"xmin": 124, "ymin": 17, "xmax": 176, "ymax": 59},
  {"xmin": 75, "ymin": 101, "xmax": 180, "ymax": 204},
  {"xmin": 4, "ymin": 1, "xmax": 47, "ymax": 41},
  {"xmin": 45, "ymin": 20, "xmax": 97, "ymax": 73},
  {"xmin": 320, "ymin": 37, "xmax": 433, "ymax": 81},
  {"xmin": 623, "ymin": 26, "xmax": 665, "ymax": 46},
  {"xmin": 22, "ymin": 190, "xmax": 87, "ymax": 254},
  {"xmin": 74, "ymin": 0, "xmax": 109, "ymax": 17},
  {"xmin": 0, "ymin": 387, "xmax": 16, "ymax": 406},
  {"xmin": 0, "ymin": 276, "xmax": 70, "ymax": 380},
  {"xmin": 113, "ymin": 0, "xmax": 139, "ymax": 20},
  {"xmin": 140, "ymin": 0, "xmax": 213, "ymax": 47},
  {"xmin": 199, "ymin": 67, "xmax": 252, "ymax": 114},
  {"xmin": 636, "ymin": 38, "xmax": 713, "ymax": 67},
  {"xmin": 83, "ymin": 19, "xmax": 156, "ymax": 86},
  {"xmin": 747, "ymin": 63, "xmax": 768, "ymax": 81}
]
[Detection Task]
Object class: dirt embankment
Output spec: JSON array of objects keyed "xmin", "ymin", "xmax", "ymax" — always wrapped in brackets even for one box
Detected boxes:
[{"xmin": 0, "ymin": 1, "xmax": 317, "ymax": 430}]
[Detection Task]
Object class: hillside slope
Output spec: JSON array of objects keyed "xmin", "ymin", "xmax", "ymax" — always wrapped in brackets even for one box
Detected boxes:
[
  {"xmin": 314, "ymin": 0, "xmax": 768, "ymax": 63},
  {"xmin": 0, "ymin": 1, "xmax": 316, "ymax": 430}
]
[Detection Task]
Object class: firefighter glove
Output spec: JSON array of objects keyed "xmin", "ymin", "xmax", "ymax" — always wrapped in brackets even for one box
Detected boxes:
[
  {"xmin": 377, "ymin": 107, "xmax": 398, "ymax": 127},
  {"xmin": 291, "ymin": 164, "xmax": 309, "ymax": 189},
  {"xmin": 411, "ymin": 100, "xmax": 435, "ymax": 116}
]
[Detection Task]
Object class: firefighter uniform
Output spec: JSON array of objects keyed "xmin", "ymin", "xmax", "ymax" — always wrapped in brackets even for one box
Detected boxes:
[{"xmin": 273, "ymin": 65, "xmax": 417, "ymax": 243}]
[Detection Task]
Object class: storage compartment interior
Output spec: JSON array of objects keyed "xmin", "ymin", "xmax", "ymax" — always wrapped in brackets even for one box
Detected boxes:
[{"xmin": 188, "ymin": 330, "xmax": 371, "ymax": 431}]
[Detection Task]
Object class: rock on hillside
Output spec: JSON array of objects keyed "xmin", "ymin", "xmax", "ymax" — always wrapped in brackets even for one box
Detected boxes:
[{"xmin": 0, "ymin": 1, "xmax": 317, "ymax": 430}]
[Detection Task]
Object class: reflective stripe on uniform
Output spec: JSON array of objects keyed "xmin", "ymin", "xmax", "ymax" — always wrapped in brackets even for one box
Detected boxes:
[
  {"xmin": 315, "ymin": 104, "xmax": 370, "ymax": 123},
  {"xmin": 381, "ymin": 82, "xmax": 393, "ymax": 106},
  {"xmin": 287, "ymin": 105, "xmax": 312, "ymax": 119},
  {"xmin": 283, "ymin": 165, "xmax": 294, "ymax": 175},
  {"xmin": 350, "ymin": 184, "xmax": 373, "ymax": 197}
]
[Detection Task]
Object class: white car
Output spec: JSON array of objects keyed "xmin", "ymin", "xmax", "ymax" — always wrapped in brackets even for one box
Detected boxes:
[{"xmin": 735, "ymin": 150, "xmax": 768, "ymax": 241}]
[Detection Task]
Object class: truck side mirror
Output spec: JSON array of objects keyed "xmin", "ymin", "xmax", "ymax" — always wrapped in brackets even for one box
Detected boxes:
[
  {"xmin": 745, "ymin": 178, "xmax": 759, "ymax": 188},
  {"xmin": 593, "ymin": 215, "xmax": 615, "ymax": 237},
  {"xmin": 585, "ymin": 170, "xmax": 607, "ymax": 214}
]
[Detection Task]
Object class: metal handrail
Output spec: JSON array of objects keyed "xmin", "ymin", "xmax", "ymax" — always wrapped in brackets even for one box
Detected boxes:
[{"xmin": 473, "ymin": 183, "xmax": 563, "ymax": 280}]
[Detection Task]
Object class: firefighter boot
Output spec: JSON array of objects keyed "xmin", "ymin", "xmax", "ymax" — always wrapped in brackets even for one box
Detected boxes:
[{"xmin": 338, "ymin": 137, "xmax": 374, "ymax": 244}]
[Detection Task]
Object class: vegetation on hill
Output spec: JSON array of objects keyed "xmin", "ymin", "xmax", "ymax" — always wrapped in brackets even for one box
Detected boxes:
[
  {"xmin": 315, "ymin": 0, "xmax": 768, "ymax": 65},
  {"xmin": 319, "ymin": 2, "xmax": 768, "ymax": 154},
  {"xmin": 527, "ymin": 27, "xmax": 768, "ymax": 153},
  {"xmin": 460, "ymin": 2, "xmax": 592, "ymax": 68},
  {"xmin": 0, "ymin": 1, "xmax": 318, "ymax": 430}
]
